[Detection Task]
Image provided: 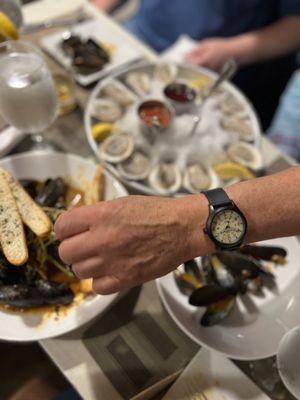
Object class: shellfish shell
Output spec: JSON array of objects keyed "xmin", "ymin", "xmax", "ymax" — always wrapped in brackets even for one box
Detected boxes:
[
  {"xmin": 91, "ymin": 98, "xmax": 123, "ymax": 123},
  {"xmin": 154, "ymin": 63, "xmax": 178, "ymax": 84},
  {"xmin": 221, "ymin": 116, "xmax": 254, "ymax": 142},
  {"xmin": 149, "ymin": 161, "xmax": 181, "ymax": 195},
  {"xmin": 101, "ymin": 79, "xmax": 137, "ymax": 106},
  {"xmin": 125, "ymin": 71, "xmax": 151, "ymax": 96},
  {"xmin": 183, "ymin": 163, "xmax": 219, "ymax": 193},
  {"xmin": 227, "ymin": 141, "xmax": 263, "ymax": 171},
  {"xmin": 117, "ymin": 150, "xmax": 151, "ymax": 181},
  {"xmin": 99, "ymin": 133, "xmax": 134, "ymax": 163}
]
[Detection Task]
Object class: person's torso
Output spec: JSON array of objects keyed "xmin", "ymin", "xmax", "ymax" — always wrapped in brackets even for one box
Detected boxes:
[{"xmin": 134, "ymin": 0, "xmax": 279, "ymax": 51}]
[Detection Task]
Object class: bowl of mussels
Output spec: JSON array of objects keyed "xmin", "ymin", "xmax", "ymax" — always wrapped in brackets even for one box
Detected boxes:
[
  {"xmin": 85, "ymin": 61, "xmax": 263, "ymax": 196},
  {"xmin": 157, "ymin": 236, "xmax": 300, "ymax": 360},
  {"xmin": 0, "ymin": 151, "xmax": 127, "ymax": 341}
]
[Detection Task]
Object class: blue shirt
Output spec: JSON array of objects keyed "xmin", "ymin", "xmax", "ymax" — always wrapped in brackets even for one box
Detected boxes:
[{"xmin": 127, "ymin": 0, "xmax": 300, "ymax": 52}]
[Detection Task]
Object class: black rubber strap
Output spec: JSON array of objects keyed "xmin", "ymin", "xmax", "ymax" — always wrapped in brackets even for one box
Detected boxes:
[{"xmin": 202, "ymin": 188, "xmax": 232, "ymax": 208}]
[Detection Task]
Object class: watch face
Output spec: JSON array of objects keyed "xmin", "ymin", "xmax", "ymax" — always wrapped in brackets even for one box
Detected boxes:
[{"xmin": 211, "ymin": 209, "xmax": 246, "ymax": 246}]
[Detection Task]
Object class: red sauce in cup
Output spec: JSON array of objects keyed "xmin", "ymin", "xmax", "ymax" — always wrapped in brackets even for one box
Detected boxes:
[
  {"xmin": 164, "ymin": 82, "xmax": 196, "ymax": 103},
  {"xmin": 138, "ymin": 100, "xmax": 171, "ymax": 129}
]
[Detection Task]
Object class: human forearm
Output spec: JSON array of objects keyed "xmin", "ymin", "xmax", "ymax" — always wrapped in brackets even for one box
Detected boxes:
[
  {"xmin": 92, "ymin": 0, "xmax": 120, "ymax": 12},
  {"xmin": 187, "ymin": 166, "xmax": 300, "ymax": 258},
  {"xmin": 230, "ymin": 16, "xmax": 300, "ymax": 66}
]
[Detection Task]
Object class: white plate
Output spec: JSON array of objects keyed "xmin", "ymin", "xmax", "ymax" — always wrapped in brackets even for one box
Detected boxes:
[
  {"xmin": 40, "ymin": 20, "xmax": 141, "ymax": 86},
  {"xmin": 162, "ymin": 348, "xmax": 270, "ymax": 400},
  {"xmin": 157, "ymin": 237, "xmax": 300, "ymax": 360},
  {"xmin": 0, "ymin": 151, "xmax": 128, "ymax": 342}
]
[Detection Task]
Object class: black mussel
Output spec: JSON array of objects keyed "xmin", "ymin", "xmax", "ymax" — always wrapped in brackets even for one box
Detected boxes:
[
  {"xmin": 201, "ymin": 296, "xmax": 235, "ymax": 327},
  {"xmin": 216, "ymin": 252, "xmax": 260, "ymax": 280},
  {"xmin": 86, "ymin": 39, "xmax": 110, "ymax": 63},
  {"xmin": 174, "ymin": 270, "xmax": 201, "ymax": 296},
  {"xmin": 189, "ymin": 285, "xmax": 230, "ymax": 307},
  {"xmin": 200, "ymin": 256, "xmax": 215, "ymax": 285},
  {"xmin": 184, "ymin": 259, "xmax": 202, "ymax": 282},
  {"xmin": 0, "ymin": 280, "xmax": 74, "ymax": 308},
  {"xmin": 35, "ymin": 178, "xmax": 67, "ymax": 207},
  {"xmin": 73, "ymin": 48, "xmax": 107, "ymax": 75},
  {"xmin": 240, "ymin": 245, "xmax": 287, "ymax": 265},
  {"xmin": 246, "ymin": 276, "xmax": 264, "ymax": 295},
  {"xmin": 20, "ymin": 179, "xmax": 40, "ymax": 198},
  {"xmin": 61, "ymin": 34, "xmax": 82, "ymax": 57},
  {"xmin": 210, "ymin": 255, "xmax": 239, "ymax": 295}
]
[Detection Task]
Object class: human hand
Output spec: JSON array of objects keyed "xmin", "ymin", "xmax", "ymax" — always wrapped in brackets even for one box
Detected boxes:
[
  {"xmin": 92, "ymin": 0, "xmax": 118, "ymax": 12},
  {"xmin": 185, "ymin": 37, "xmax": 239, "ymax": 71},
  {"xmin": 54, "ymin": 195, "xmax": 210, "ymax": 295}
]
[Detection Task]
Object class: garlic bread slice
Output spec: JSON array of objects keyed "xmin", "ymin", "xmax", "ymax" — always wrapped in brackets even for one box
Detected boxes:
[
  {"xmin": 0, "ymin": 170, "xmax": 28, "ymax": 266},
  {"xmin": 1, "ymin": 169, "xmax": 52, "ymax": 238}
]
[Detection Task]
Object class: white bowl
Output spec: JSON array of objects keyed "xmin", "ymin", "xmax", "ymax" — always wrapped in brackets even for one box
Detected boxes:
[
  {"xmin": 157, "ymin": 237, "xmax": 300, "ymax": 360},
  {"xmin": 0, "ymin": 151, "xmax": 128, "ymax": 342}
]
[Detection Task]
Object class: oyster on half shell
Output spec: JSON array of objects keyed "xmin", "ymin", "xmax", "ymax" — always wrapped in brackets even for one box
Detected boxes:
[
  {"xmin": 183, "ymin": 163, "xmax": 219, "ymax": 194},
  {"xmin": 218, "ymin": 94, "xmax": 245, "ymax": 115},
  {"xmin": 102, "ymin": 79, "xmax": 137, "ymax": 106},
  {"xmin": 149, "ymin": 161, "xmax": 181, "ymax": 195},
  {"xmin": 154, "ymin": 63, "xmax": 178, "ymax": 85},
  {"xmin": 125, "ymin": 72, "xmax": 151, "ymax": 96},
  {"xmin": 118, "ymin": 150, "xmax": 151, "ymax": 181},
  {"xmin": 221, "ymin": 116, "xmax": 254, "ymax": 142},
  {"xmin": 227, "ymin": 141, "xmax": 263, "ymax": 171},
  {"xmin": 100, "ymin": 133, "xmax": 134, "ymax": 163},
  {"xmin": 91, "ymin": 98, "xmax": 123, "ymax": 123}
]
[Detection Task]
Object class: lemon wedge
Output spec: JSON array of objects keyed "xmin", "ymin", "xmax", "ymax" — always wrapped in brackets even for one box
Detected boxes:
[
  {"xmin": 190, "ymin": 75, "xmax": 212, "ymax": 89},
  {"xmin": 213, "ymin": 162, "xmax": 255, "ymax": 181},
  {"xmin": 0, "ymin": 11, "xmax": 19, "ymax": 40},
  {"xmin": 91, "ymin": 122, "xmax": 113, "ymax": 142}
]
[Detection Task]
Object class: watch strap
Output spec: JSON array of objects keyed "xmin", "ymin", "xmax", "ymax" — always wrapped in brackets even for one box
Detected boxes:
[{"xmin": 203, "ymin": 188, "xmax": 232, "ymax": 208}]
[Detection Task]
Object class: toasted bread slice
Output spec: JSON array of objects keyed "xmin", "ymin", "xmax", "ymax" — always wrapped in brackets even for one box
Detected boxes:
[
  {"xmin": 0, "ymin": 170, "xmax": 28, "ymax": 266},
  {"xmin": 84, "ymin": 164, "xmax": 105, "ymax": 205},
  {"xmin": 1, "ymin": 169, "xmax": 52, "ymax": 238}
]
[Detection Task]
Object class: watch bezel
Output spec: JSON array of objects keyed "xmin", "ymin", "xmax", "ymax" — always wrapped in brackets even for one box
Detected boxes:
[{"xmin": 204, "ymin": 204, "xmax": 247, "ymax": 250}]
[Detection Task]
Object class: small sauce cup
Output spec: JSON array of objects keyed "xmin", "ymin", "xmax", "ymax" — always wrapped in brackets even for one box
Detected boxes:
[
  {"xmin": 138, "ymin": 99, "xmax": 174, "ymax": 143},
  {"xmin": 164, "ymin": 82, "xmax": 197, "ymax": 114}
]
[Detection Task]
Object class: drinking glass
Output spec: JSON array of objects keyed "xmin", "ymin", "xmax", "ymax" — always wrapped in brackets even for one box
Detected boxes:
[{"xmin": 0, "ymin": 40, "xmax": 58, "ymax": 150}]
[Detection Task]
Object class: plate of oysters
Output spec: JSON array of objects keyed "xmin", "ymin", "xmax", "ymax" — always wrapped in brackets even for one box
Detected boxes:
[{"xmin": 85, "ymin": 61, "xmax": 263, "ymax": 195}]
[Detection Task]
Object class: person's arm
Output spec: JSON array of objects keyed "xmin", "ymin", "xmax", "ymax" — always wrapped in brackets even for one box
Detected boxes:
[
  {"xmin": 92, "ymin": 0, "xmax": 121, "ymax": 12},
  {"xmin": 55, "ymin": 166, "xmax": 300, "ymax": 295},
  {"xmin": 186, "ymin": 16, "xmax": 300, "ymax": 71}
]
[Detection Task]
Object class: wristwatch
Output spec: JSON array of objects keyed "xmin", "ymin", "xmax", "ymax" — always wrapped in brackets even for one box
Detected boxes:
[{"xmin": 202, "ymin": 188, "xmax": 247, "ymax": 250}]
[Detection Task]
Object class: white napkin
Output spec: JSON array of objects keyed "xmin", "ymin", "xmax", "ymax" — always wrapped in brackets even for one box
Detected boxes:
[
  {"xmin": 0, "ymin": 126, "xmax": 25, "ymax": 158},
  {"xmin": 161, "ymin": 34, "xmax": 198, "ymax": 63}
]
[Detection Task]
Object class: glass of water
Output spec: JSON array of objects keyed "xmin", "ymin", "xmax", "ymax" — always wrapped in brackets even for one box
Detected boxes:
[{"xmin": 0, "ymin": 40, "xmax": 58, "ymax": 149}]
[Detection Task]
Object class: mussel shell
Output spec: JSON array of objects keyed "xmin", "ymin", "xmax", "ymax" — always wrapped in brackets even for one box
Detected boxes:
[
  {"xmin": 184, "ymin": 259, "xmax": 202, "ymax": 282},
  {"xmin": 240, "ymin": 245, "xmax": 287, "ymax": 264},
  {"xmin": 200, "ymin": 256, "xmax": 215, "ymax": 285},
  {"xmin": 35, "ymin": 178, "xmax": 67, "ymax": 207},
  {"xmin": 174, "ymin": 270, "xmax": 201, "ymax": 296},
  {"xmin": 216, "ymin": 251, "xmax": 260, "ymax": 280},
  {"xmin": 100, "ymin": 133, "xmax": 135, "ymax": 163},
  {"xmin": 20, "ymin": 179, "xmax": 39, "ymax": 198},
  {"xmin": 189, "ymin": 284, "xmax": 230, "ymax": 307},
  {"xmin": 201, "ymin": 296, "xmax": 235, "ymax": 327},
  {"xmin": 210, "ymin": 255, "xmax": 239, "ymax": 295}
]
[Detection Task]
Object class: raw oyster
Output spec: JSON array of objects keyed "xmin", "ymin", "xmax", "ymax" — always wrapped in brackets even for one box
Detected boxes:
[
  {"xmin": 99, "ymin": 133, "xmax": 134, "ymax": 163},
  {"xmin": 149, "ymin": 161, "xmax": 181, "ymax": 195},
  {"xmin": 125, "ymin": 71, "xmax": 150, "ymax": 96},
  {"xmin": 154, "ymin": 63, "xmax": 178, "ymax": 84},
  {"xmin": 183, "ymin": 163, "xmax": 219, "ymax": 193},
  {"xmin": 91, "ymin": 98, "xmax": 123, "ymax": 123},
  {"xmin": 218, "ymin": 94, "xmax": 245, "ymax": 115},
  {"xmin": 221, "ymin": 116, "xmax": 254, "ymax": 142},
  {"xmin": 118, "ymin": 150, "xmax": 151, "ymax": 181},
  {"xmin": 101, "ymin": 79, "xmax": 137, "ymax": 106},
  {"xmin": 227, "ymin": 141, "xmax": 263, "ymax": 171}
]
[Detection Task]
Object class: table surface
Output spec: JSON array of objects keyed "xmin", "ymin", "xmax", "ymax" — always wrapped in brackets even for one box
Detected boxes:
[{"xmin": 6, "ymin": 1, "xmax": 298, "ymax": 399}]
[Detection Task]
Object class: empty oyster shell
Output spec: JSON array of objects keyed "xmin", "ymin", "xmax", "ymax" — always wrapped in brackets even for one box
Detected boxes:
[
  {"xmin": 227, "ymin": 142, "xmax": 263, "ymax": 171},
  {"xmin": 218, "ymin": 94, "xmax": 245, "ymax": 115},
  {"xmin": 91, "ymin": 98, "xmax": 123, "ymax": 123},
  {"xmin": 100, "ymin": 133, "xmax": 134, "ymax": 163},
  {"xmin": 125, "ymin": 71, "xmax": 150, "ymax": 96},
  {"xmin": 118, "ymin": 150, "xmax": 151, "ymax": 181},
  {"xmin": 154, "ymin": 63, "xmax": 178, "ymax": 84},
  {"xmin": 102, "ymin": 79, "xmax": 137, "ymax": 106},
  {"xmin": 149, "ymin": 162, "xmax": 181, "ymax": 195},
  {"xmin": 183, "ymin": 163, "xmax": 219, "ymax": 193},
  {"xmin": 221, "ymin": 116, "xmax": 254, "ymax": 142}
]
